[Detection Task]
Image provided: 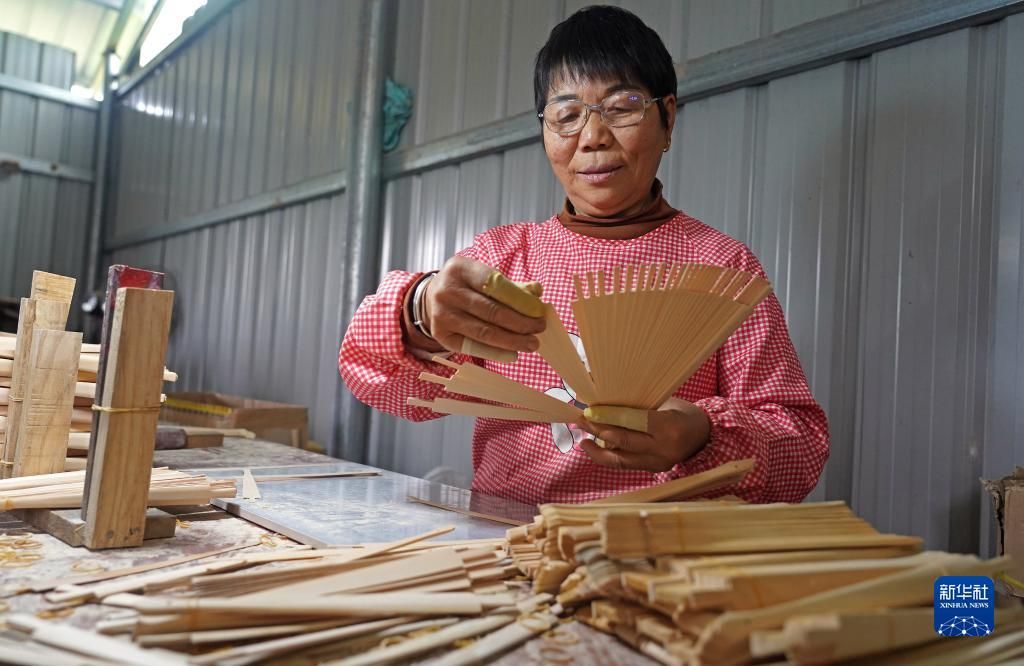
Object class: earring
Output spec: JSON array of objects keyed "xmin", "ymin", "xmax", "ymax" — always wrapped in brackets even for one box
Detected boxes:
[{"xmin": 662, "ymin": 138, "xmax": 672, "ymax": 153}]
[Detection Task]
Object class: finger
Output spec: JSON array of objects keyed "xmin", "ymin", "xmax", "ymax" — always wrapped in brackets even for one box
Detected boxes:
[
  {"xmin": 584, "ymin": 405, "xmax": 649, "ymax": 433},
  {"xmin": 434, "ymin": 311, "xmax": 539, "ymax": 353},
  {"xmin": 580, "ymin": 440, "xmax": 654, "ymax": 471},
  {"xmin": 591, "ymin": 424, "xmax": 658, "ymax": 456},
  {"xmin": 460, "ymin": 339, "xmax": 518, "ymax": 363},
  {"xmin": 481, "ymin": 271, "xmax": 545, "ymax": 317},
  {"xmin": 452, "ymin": 287, "xmax": 546, "ymax": 335},
  {"xmin": 517, "ymin": 281, "xmax": 543, "ymax": 298}
]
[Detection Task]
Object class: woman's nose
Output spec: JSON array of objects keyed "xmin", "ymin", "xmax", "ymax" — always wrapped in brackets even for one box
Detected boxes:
[{"xmin": 577, "ymin": 109, "xmax": 613, "ymax": 151}]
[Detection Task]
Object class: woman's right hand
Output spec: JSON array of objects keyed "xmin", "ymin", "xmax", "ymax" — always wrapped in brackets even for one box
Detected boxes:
[{"xmin": 416, "ymin": 256, "xmax": 546, "ymax": 361}]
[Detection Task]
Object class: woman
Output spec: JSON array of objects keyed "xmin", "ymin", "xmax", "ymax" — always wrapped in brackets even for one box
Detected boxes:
[{"xmin": 340, "ymin": 6, "xmax": 829, "ymax": 505}]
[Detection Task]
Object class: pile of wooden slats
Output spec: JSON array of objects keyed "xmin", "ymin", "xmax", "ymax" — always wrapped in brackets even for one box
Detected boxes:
[
  {"xmin": 0, "ymin": 333, "xmax": 178, "ymax": 471},
  {"xmin": 507, "ymin": 485, "xmax": 1024, "ymax": 665},
  {"xmin": 0, "ymin": 468, "xmax": 235, "ymax": 511},
  {"xmin": 2, "ymin": 526, "xmax": 567, "ymax": 666}
]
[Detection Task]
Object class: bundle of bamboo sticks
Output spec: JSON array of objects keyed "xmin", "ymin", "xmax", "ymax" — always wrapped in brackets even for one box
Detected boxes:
[
  {"xmin": 410, "ymin": 262, "xmax": 772, "ymax": 423},
  {"xmin": 0, "ymin": 333, "xmax": 177, "ymax": 469},
  {"xmin": 0, "ymin": 468, "xmax": 235, "ymax": 511},
  {"xmin": 505, "ymin": 463, "xmax": 1024, "ymax": 665}
]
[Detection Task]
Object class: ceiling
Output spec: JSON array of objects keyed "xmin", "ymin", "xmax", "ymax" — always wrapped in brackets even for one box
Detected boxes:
[{"xmin": 0, "ymin": 0, "xmax": 160, "ymax": 92}]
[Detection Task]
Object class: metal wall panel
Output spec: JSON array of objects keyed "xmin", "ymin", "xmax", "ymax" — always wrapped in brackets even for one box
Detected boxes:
[
  {"xmin": 110, "ymin": 192, "xmax": 351, "ymax": 452},
  {"xmin": 389, "ymin": 0, "xmax": 864, "ymax": 150},
  {"xmin": 0, "ymin": 30, "xmax": 94, "ymax": 329},
  {"xmin": 108, "ymin": 0, "xmax": 360, "ymax": 239},
  {"xmin": 984, "ymin": 12, "xmax": 1024, "ymax": 554}
]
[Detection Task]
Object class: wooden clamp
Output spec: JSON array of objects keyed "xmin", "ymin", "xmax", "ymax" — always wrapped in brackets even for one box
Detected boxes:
[
  {"xmin": 81, "ymin": 265, "xmax": 164, "ymax": 516},
  {"xmin": 82, "ymin": 287, "xmax": 174, "ymax": 549}
]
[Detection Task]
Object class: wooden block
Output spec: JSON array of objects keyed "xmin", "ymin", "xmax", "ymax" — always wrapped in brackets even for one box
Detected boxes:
[
  {"xmin": 13, "ymin": 507, "xmax": 176, "ymax": 547},
  {"xmin": 1, "ymin": 298, "xmax": 68, "ymax": 479},
  {"xmin": 12, "ymin": 329, "xmax": 82, "ymax": 477},
  {"xmin": 82, "ymin": 288, "xmax": 174, "ymax": 549},
  {"xmin": 186, "ymin": 432, "xmax": 224, "ymax": 448}
]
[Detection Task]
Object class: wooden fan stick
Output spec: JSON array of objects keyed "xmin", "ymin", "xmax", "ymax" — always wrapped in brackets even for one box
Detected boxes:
[
  {"xmin": 535, "ymin": 304, "xmax": 597, "ymax": 404},
  {"xmin": 418, "ymin": 372, "xmax": 577, "ymax": 423},
  {"xmin": 81, "ymin": 265, "xmax": 164, "ymax": 518},
  {"xmin": 408, "ymin": 397, "xmax": 561, "ymax": 423},
  {"xmin": 590, "ymin": 458, "xmax": 755, "ymax": 504},
  {"xmin": 428, "ymin": 357, "xmax": 582, "ymax": 423},
  {"xmin": 11, "ymin": 329, "xmax": 82, "ymax": 476},
  {"xmin": 82, "ymin": 287, "xmax": 174, "ymax": 549}
]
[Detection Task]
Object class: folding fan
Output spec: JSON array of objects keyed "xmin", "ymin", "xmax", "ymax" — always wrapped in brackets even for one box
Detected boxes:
[{"xmin": 408, "ymin": 263, "xmax": 772, "ymax": 424}]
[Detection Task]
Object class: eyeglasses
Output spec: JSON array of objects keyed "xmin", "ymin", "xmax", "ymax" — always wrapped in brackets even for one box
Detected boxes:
[{"xmin": 538, "ymin": 90, "xmax": 662, "ymax": 136}]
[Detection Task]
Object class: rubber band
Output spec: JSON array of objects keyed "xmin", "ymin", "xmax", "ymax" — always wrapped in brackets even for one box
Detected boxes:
[
  {"xmin": 538, "ymin": 645, "xmax": 574, "ymax": 664},
  {"xmin": 91, "ymin": 404, "xmax": 162, "ymax": 414},
  {"xmin": 543, "ymin": 627, "xmax": 580, "ymax": 645},
  {"xmin": 517, "ymin": 611, "xmax": 553, "ymax": 633},
  {"xmin": 71, "ymin": 560, "xmax": 106, "ymax": 573}
]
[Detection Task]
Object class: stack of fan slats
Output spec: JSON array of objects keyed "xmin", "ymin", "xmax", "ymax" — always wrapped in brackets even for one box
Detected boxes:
[
  {"xmin": 0, "ymin": 333, "xmax": 177, "ymax": 469},
  {"xmin": 0, "ymin": 468, "xmax": 235, "ymax": 511},
  {"xmin": 506, "ymin": 461, "xmax": 1024, "ymax": 665}
]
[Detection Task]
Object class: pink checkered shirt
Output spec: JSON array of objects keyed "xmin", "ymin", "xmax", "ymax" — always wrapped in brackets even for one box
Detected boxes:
[{"xmin": 339, "ymin": 212, "xmax": 829, "ymax": 505}]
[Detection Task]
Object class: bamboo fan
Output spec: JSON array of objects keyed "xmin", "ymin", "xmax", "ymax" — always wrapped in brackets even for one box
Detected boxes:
[{"xmin": 410, "ymin": 263, "xmax": 771, "ymax": 421}]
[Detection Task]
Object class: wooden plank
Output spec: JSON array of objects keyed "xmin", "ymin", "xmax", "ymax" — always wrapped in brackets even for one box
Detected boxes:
[
  {"xmin": 12, "ymin": 330, "xmax": 82, "ymax": 476},
  {"xmin": 81, "ymin": 265, "xmax": 164, "ymax": 518},
  {"xmin": 1, "ymin": 298, "xmax": 68, "ymax": 479},
  {"xmin": 82, "ymin": 288, "xmax": 174, "ymax": 549}
]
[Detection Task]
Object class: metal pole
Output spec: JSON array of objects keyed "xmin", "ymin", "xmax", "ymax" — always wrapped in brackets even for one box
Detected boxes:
[
  {"xmin": 336, "ymin": 0, "xmax": 391, "ymax": 462},
  {"xmin": 85, "ymin": 52, "xmax": 116, "ymax": 297}
]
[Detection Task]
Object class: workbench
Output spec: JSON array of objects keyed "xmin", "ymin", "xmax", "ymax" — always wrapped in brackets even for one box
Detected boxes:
[{"xmin": 0, "ymin": 437, "xmax": 655, "ymax": 664}]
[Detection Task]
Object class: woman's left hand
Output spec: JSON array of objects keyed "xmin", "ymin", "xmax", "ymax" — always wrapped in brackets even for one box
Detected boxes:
[{"xmin": 579, "ymin": 399, "xmax": 711, "ymax": 472}]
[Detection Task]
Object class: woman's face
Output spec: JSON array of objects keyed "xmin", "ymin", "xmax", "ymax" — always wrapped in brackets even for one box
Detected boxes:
[{"xmin": 542, "ymin": 76, "xmax": 676, "ymax": 218}]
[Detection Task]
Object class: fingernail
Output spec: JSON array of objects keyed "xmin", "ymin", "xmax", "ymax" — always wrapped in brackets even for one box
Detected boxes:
[{"xmin": 595, "ymin": 437, "xmax": 607, "ymax": 449}]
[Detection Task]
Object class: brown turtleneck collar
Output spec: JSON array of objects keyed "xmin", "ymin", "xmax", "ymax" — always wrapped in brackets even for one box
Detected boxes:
[{"xmin": 557, "ymin": 179, "xmax": 679, "ymax": 240}]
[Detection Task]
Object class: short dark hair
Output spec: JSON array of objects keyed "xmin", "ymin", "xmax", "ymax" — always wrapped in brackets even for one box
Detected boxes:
[{"xmin": 533, "ymin": 6, "xmax": 676, "ymax": 128}]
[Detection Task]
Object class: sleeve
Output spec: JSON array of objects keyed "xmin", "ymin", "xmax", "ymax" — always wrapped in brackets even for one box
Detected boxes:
[
  {"xmin": 667, "ymin": 261, "xmax": 831, "ymax": 503},
  {"xmin": 337, "ymin": 240, "xmax": 496, "ymax": 423}
]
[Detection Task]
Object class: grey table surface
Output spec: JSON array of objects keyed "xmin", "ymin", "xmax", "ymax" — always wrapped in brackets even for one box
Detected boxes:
[{"xmin": 168, "ymin": 439, "xmax": 537, "ymax": 547}]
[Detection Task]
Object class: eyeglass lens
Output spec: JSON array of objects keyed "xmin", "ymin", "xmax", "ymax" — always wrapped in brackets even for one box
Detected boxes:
[{"xmin": 543, "ymin": 91, "xmax": 649, "ymax": 134}]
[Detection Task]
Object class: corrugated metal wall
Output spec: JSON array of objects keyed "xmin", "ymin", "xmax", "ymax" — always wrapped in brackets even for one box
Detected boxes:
[
  {"xmin": 105, "ymin": 0, "xmax": 361, "ymax": 451},
  {"xmin": 98, "ymin": 0, "xmax": 1024, "ymax": 553},
  {"xmin": 0, "ymin": 30, "xmax": 94, "ymax": 326}
]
